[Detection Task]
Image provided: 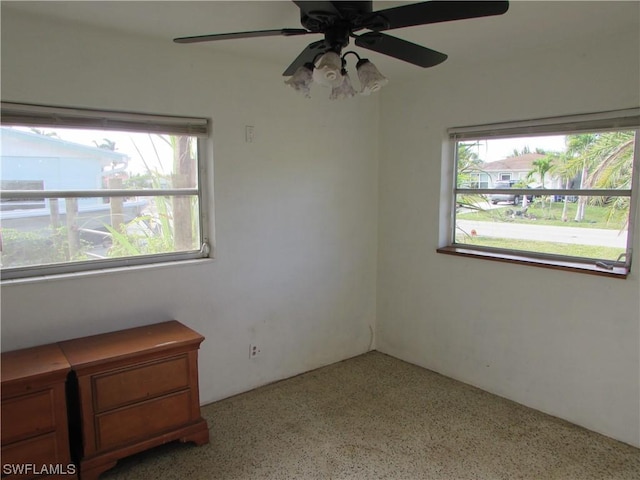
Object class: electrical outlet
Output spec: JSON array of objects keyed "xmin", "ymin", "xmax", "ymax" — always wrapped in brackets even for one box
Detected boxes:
[{"xmin": 249, "ymin": 344, "xmax": 261, "ymax": 359}]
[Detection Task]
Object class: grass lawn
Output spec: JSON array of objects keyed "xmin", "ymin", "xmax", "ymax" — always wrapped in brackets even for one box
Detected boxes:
[
  {"xmin": 457, "ymin": 198, "xmax": 628, "ymax": 230},
  {"xmin": 456, "ymin": 236, "xmax": 625, "ymax": 261}
]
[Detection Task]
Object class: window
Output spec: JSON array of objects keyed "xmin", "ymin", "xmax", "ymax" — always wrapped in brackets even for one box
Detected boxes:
[
  {"xmin": 0, "ymin": 102, "xmax": 210, "ymax": 280},
  {"xmin": 441, "ymin": 109, "xmax": 640, "ymax": 277},
  {"xmin": 1, "ymin": 180, "xmax": 45, "ymax": 210},
  {"xmin": 468, "ymin": 172, "xmax": 490, "ymax": 189}
]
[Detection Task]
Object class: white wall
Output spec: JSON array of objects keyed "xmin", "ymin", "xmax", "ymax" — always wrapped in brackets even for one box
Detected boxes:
[
  {"xmin": 377, "ymin": 28, "xmax": 640, "ymax": 447},
  {"xmin": 0, "ymin": 10, "xmax": 379, "ymax": 403}
]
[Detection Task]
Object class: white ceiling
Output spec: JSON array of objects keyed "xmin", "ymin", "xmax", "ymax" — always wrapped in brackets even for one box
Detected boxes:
[{"xmin": 3, "ymin": 1, "xmax": 639, "ymax": 78}]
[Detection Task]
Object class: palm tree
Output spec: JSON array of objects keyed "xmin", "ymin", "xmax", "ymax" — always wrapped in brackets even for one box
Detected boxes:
[
  {"xmin": 549, "ymin": 152, "xmax": 579, "ymax": 222},
  {"xmin": 108, "ymin": 134, "xmax": 198, "ymax": 256},
  {"xmin": 565, "ymin": 131, "xmax": 635, "ymax": 222},
  {"xmin": 508, "ymin": 145, "xmax": 531, "ymax": 157},
  {"xmin": 93, "ymin": 138, "xmax": 117, "ymax": 151},
  {"xmin": 563, "ymin": 134, "xmax": 598, "ymax": 221},
  {"xmin": 584, "ymin": 132, "xmax": 634, "ymax": 190},
  {"xmin": 30, "ymin": 128, "xmax": 59, "ymax": 138},
  {"xmin": 527, "ymin": 157, "xmax": 554, "ymax": 188},
  {"xmin": 584, "ymin": 131, "xmax": 635, "ymax": 226},
  {"xmin": 456, "ymin": 142, "xmax": 483, "ymax": 187},
  {"xmin": 454, "ymin": 142, "xmax": 488, "ymax": 239},
  {"xmin": 522, "ymin": 156, "xmax": 554, "ymax": 212}
]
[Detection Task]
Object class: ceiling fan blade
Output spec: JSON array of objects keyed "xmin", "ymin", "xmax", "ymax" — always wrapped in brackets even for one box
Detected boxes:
[
  {"xmin": 174, "ymin": 28, "xmax": 310, "ymax": 44},
  {"xmin": 355, "ymin": 32, "xmax": 447, "ymax": 68},
  {"xmin": 283, "ymin": 39, "xmax": 327, "ymax": 76},
  {"xmin": 361, "ymin": 1, "xmax": 509, "ymax": 31}
]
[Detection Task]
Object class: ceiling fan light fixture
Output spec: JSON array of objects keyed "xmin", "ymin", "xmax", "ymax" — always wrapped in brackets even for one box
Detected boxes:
[
  {"xmin": 284, "ymin": 62, "xmax": 315, "ymax": 97},
  {"xmin": 176, "ymin": 1, "xmax": 511, "ymax": 100},
  {"xmin": 329, "ymin": 70, "xmax": 357, "ymax": 100},
  {"xmin": 312, "ymin": 51, "xmax": 343, "ymax": 88},
  {"xmin": 356, "ymin": 59, "xmax": 388, "ymax": 96}
]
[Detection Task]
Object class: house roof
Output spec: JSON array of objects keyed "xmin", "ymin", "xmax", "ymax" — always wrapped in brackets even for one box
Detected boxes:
[
  {"xmin": 482, "ymin": 153, "xmax": 546, "ymax": 172},
  {"xmin": 1, "ymin": 127, "xmax": 128, "ymax": 163}
]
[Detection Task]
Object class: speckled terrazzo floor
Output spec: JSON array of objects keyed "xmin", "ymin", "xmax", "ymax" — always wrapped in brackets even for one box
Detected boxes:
[{"xmin": 101, "ymin": 351, "xmax": 640, "ymax": 479}]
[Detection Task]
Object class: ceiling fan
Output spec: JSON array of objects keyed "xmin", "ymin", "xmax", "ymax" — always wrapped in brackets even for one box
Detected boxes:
[{"xmin": 174, "ymin": 1, "xmax": 509, "ymax": 98}]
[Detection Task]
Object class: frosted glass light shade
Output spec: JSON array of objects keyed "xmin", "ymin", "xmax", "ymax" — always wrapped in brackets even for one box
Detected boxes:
[
  {"xmin": 356, "ymin": 59, "xmax": 388, "ymax": 95},
  {"xmin": 313, "ymin": 51, "xmax": 343, "ymax": 88},
  {"xmin": 284, "ymin": 64, "xmax": 314, "ymax": 98},
  {"xmin": 329, "ymin": 71, "xmax": 357, "ymax": 100}
]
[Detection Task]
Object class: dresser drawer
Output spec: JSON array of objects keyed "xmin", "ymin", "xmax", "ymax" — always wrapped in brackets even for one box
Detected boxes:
[
  {"xmin": 1, "ymin": 389, "xmax": 55, "ymax": 444},
  {"xmin": 1, "ymin": 432, "xmax": 60, "ymax": 472},
  {"xmin": 95, "ymin": 390, "xmax": 193, "ymax": 451},
  {"xmin": 92, "ymin": 355, "xmax": 190, "ymax": 413}
]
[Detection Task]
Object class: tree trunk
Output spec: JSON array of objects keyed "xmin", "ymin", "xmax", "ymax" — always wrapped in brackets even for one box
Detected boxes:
[
  {"xmin": 50, "ymin": 198, "xmax": 60, "ymax": 230},
  {"xmin": 65, "ymin": 198, "xmax": 79, "ymax": 259},
  {"xmin": 172, "ymin": 137, "xmax": 194, "ymax": 251},
  {"xmin": 109, "ymin": 177, "xmax": 124, "ymax": 234},
  {"xmin": 561, "ymin": 178, "xmax": 570, "ymax": 222},
  {"xmin": 574, "ymin": 164, "xmax": 588, "ymax": 222},
  {"xmin": 49, "ymin": 198, "xmax": 63, "ymax": 254}
]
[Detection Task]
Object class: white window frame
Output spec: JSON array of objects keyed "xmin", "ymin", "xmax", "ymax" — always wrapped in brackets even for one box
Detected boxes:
[
  {"xmin": 0, "ymin": 102, "xmax": 211, "ymax": 280},
  {"xmin": 441, "ymin": 108, "xmax": 640, "ymax": 278}
]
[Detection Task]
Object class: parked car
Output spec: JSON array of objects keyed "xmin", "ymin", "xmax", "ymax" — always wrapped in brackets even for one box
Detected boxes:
[{"xmin": 489, "ymin": 180, "xmax": 534, "ymax": 205}]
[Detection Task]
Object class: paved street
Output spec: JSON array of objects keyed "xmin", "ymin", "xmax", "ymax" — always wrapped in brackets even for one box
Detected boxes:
[{"xmin": 457, "ymin": 219, "xmax": 627, "ymax": 248}]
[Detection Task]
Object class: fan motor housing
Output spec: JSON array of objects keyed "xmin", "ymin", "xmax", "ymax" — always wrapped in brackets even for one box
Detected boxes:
[
  {"xmin": 300, "ymin": 1, "xmax": 373, "ymax": 32},
  {"xmin": 324, "ymin": 24, "xmax": 351, "ymax": 51}
]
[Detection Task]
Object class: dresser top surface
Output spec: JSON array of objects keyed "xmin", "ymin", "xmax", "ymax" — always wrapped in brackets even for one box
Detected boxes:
[
  {"xmin": 1, "ymin": 343, "xmax": 71, "ymax": 385},
  {"xmin": 58, "ymin": 320, "xmax": 204, "ymax": 369}
]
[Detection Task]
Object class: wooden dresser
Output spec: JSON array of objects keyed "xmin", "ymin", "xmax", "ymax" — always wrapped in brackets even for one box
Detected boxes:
[
  {"xmin": 1, "ymin": 344, "xmax": 77, "ymax": 479},
  {"xmin": 58, "ymin": 320, "xmax": 209, "ymax": 480}
]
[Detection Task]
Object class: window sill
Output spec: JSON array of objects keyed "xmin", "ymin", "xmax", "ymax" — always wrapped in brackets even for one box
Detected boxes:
[
  {"xmin": 1, "ymin": 258, "xmax": 214, "ymax": 286},
  {"xmin": 437, "ymin": 246, "xmax": 629, "ymax": 279}
]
